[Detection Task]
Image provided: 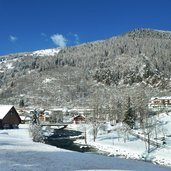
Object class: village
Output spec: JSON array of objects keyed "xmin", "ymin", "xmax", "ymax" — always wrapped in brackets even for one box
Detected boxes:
[
  {"xmin": 0, "ymin": 105, "xmax": 95, "ymax": 147},
  {"xmin": 1, "ymin": 97, "xmax": 171, "ymax": 169},
  {"xmin": 0, "ymin": 96, "xmax": 171, "ymax": 147},
  {"xmin": 0, "ymin": 105, "xmax": 92, "ymax": 128},
  {"xmin": 1, "ymin": 95, "xmax": 171, "ymax": 128}
]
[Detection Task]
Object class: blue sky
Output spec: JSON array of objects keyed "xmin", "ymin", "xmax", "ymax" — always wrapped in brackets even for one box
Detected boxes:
[{"xmin": 0, "ymin": 0, "xmax": 171, "ymax": 55}]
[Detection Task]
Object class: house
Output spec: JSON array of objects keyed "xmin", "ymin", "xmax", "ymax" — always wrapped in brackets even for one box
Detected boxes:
[
  {"xmin": 0, "ymin": 105, "xmax": 21, "ymax": 129},
  {"xmin": 148, "ymin": 96, "xmax": 171, "ymax": 111},
  {"xmin": 20, "ymin": 115, "xmax": 31, "ymax": 124},
  {"xmin": 73, "ymin": 114, "xmax": 86, "ymax": 124},
  {"xmin": 38, "ymin": 110, "xmax": 51, "ymax": 122}
]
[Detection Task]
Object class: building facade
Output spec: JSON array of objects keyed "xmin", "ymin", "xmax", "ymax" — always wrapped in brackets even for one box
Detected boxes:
[{"xmin": 148, "ymin": 97, "xmax": 171, "ymax": 111}]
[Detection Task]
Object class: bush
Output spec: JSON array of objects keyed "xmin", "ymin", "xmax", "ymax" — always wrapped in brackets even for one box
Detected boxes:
[{"xmin": 29, "ymin": 124, "xmax": 44, "ymax": 142}]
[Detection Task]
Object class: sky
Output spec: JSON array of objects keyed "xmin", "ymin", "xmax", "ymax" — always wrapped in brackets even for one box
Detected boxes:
[{"xmin": 0, "ymin": 0, "xmax": 171, "ymax": 55}]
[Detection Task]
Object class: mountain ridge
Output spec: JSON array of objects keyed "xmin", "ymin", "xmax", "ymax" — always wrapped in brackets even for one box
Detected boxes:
[
  {"xmin": 0, "ymin": 28, "xmax": 171, "ymax": 110},
  {"xmin": 1, "ymin": 28, "xmax": 171, "ymax": 57},
  {"xmin": 122, "ymin": 28, "xmax": 171, "ymax": 39}
]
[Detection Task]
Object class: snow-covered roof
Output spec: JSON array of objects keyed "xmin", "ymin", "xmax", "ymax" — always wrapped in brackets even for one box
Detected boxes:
[
  {"xmin": 0, "ymin": 105, "xmax": 13, "ymax": 119},
  {"xmin": 150, "ymin": 96, "xmax": 171, "ymax": 100},
  {"xmin": 20, "ymin": 116, "xmax": 31, "ymax": 121},
  {"xmin": 73, "ymin": 114, "xmax": 86, "ymax": 119}
]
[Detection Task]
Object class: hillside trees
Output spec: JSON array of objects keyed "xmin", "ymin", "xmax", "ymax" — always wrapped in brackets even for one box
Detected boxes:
[
  {"xmin": 131, "ymin": 87, "xmax": 150, "ymax": 128},
  {"xmin": 1, "ymin": 28, "xmax": 171, "ymax": 107}
]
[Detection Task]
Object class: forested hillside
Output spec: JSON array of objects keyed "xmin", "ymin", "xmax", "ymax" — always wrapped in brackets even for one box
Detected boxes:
[{"xmin": 0, "ymin": 28, "xmax": 171, "ymax": 121}]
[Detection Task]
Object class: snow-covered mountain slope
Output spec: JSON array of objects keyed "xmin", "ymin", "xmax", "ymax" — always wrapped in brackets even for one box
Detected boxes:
[
  {"xmin": 1, "ymin": 28, "xmax": 171, "ymax": 108},
  {"xmin": 32, "ymin": 48, "xmax": 61, "ymax": 56},
  {"xmin": 154, "ymin": 29, "xmax": 171, "ymax": 34}
]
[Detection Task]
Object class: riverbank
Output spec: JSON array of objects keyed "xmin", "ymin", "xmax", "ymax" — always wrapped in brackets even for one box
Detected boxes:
[{"xmin": 74, "ymin": 113, "xmax": 171, "ymax": 167}]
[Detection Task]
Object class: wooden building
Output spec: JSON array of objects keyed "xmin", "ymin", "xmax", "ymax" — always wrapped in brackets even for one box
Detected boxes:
[
  {"xmin": 73, "ymin": 114, "xmax": 85, "ymax": 124},
  {"xmin": 0, "ymin": 105, "xmax": 21, "ymax": 129}
]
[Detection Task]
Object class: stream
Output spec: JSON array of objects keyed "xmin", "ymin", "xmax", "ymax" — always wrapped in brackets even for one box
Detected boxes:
[{"xmin": 43, "ymin": 128, "xmax": 100, "ymax": 153}]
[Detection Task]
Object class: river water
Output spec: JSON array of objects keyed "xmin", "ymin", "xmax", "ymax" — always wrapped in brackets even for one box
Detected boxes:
[{"xmin": 44, "ymin": 128, "xmax": 99, "ymax": 153}]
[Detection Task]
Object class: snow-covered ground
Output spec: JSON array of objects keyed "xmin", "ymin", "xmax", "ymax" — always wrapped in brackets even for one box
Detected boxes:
[
  {"xmin": 75, "ymin": 113, "xmax": 171, "ymax": 168},
  {"xmin": 0, "ymin": 124, "xmax": 170, "ymax": 171}
]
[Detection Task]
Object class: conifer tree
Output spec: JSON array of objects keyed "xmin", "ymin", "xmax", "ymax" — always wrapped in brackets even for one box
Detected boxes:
[{"xmin": 123, "ymin": 96, "xmax": 136, "ymax": 129}]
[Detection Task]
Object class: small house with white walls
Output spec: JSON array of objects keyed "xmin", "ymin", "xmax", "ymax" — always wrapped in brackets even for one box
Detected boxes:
[
  {"xmin": 0, "ymin": 105, "xmax": 21, "ymax": 129},
  {"xmin": 148, "ymin": 96, "xmax": 171, "ymax": 111}
]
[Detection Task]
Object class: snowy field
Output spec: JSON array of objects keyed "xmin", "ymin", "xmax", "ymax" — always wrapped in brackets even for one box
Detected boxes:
[
  {"xmin": 75, "ymin": 113, "xmax": 171, "ymax": 168},
  {"xmin": 0, "ymin": 124, "xmax": 171, "ymax": 171}
]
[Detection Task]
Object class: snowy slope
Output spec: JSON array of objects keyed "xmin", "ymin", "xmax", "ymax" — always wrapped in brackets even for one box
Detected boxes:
[
  {"xmin": 32, "ymin": 48, "xmax": 60, "ymax": 56},
  {"xmin": 0, "ymin": 124, "xmax": 170, "ymax": 171},
  {"xmin": 155, "ymin": 29, "xmax": 171, "ymax": 34}
]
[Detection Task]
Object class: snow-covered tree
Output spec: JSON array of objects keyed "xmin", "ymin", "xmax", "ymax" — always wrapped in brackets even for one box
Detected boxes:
[{"xmin": 123, "ymin": 96, "xmax": 136, "ymax": 129}]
